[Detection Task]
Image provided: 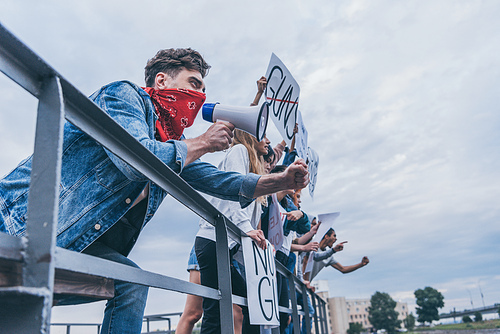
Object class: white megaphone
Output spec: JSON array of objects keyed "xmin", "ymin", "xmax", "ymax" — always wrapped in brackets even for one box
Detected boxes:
[{"xmin": 202, "ymin": 101, "xmax": 270, "ymax": 141}]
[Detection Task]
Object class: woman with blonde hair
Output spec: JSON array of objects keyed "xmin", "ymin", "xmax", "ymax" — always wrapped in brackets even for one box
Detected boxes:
[
  {"xmin": 195, "ymin": 128, "xmax": 270, "ymax": 334},
  {"xmin": 178, "ymin": 77, "xmax": 270, "ymax": 334}
]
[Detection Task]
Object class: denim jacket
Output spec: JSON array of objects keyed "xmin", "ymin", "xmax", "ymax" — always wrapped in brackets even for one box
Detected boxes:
[{"xmin": 0, "ymin": 81, "xmax": 260, "ymax": 253}]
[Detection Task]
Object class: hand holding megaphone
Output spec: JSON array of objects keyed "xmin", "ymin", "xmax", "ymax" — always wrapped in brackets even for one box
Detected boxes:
[
  {"xmin": 202, "ymin": 101, "xmax": 270, "ymax": 141},
  {"xmin": 200, "ymin": 121, "xmax": 235, "ymax": 153}
]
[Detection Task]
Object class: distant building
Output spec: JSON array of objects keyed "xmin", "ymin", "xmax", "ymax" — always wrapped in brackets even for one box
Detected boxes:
[{"xmin": 311, "ymin": 280, "xmax": 409, "ymax": 334}]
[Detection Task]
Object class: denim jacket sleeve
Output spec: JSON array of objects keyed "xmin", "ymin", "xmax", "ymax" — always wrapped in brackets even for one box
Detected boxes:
[
  {"xmin": 91, "ymin": 81, "xmax": 259, "ymax": 207},
  {"xmin": 181, "ymin": 159, "xmax": 260, "ymax": 208},
  {"xmin": 181, "ymin": 145, "xmax": 260, "ymax": 208}
]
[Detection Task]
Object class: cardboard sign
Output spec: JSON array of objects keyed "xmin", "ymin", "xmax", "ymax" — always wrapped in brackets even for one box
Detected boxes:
[
  {"xmin": 267, "ymin": 194, "xmax": 286, "ymax": 251},
  {"xmin": 304, "ymin": 212, "xmax": 340, "ymax": 275},
  {"xmin": 242, "ymin": 238, "xmax": 280, "ymax": 325},
  {"xmin": 315, "ymin": 212, "xmax": 340, "ymax": 243},
  {"xmin": 304, "ymin": 248, "xmax": 314, "ymax": 275},
  {"xmin": 307, "ymin": 147, "xmax": 319, "ymax": 198},
  {"xmin": 295, "ymin": 110, "xmax": 308, "ymax": 160},
  {"xmin": 265, "ymin": 53, "xmax": 300, "ymax": 146}
]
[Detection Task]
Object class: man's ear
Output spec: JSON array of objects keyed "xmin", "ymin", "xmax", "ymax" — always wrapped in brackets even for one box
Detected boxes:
[{"xmin": 154, "ymin": 72, "xmax": 174, "ymax": 90}]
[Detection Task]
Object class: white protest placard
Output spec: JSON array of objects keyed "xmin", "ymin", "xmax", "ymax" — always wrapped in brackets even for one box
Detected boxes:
[
  {"xmin": 304, "ymin": 212, "xmax": 340, "ymax": 275},
  {"xmin": 304, "ymin": 248, "xmax": 314, "ymax": 275},
  {"xmin": 265, "ymin": 53, "xmax": 300, "ymax": 147},
  {"xmin": 295, "ymin": 110, "xmax": 308, "ymax": 160},
  {"xmin": 267, "ymin": 194, "xmax": 286, "ymax": 251},
  {"xmin": 242, "ymin": 238, "xmax": 280, "ymax": 326},
  {"xmin": 307, "ymin": 147, "xmax": 319, "ymax": 198},
  {"xmin": 315, "ymin": 212, "xmax": 340, "ymax": 242}
]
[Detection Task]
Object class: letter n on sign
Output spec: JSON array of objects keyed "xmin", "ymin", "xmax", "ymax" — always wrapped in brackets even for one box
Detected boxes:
[{"xmin": 242, "ymin": 238, "xmax": 280, "ymax": 325}]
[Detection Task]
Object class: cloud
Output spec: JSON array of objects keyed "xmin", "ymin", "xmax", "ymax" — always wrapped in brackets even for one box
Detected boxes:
[{"xmin": 1, "ymin": 0, "xmax": 500, "ymax": 327}]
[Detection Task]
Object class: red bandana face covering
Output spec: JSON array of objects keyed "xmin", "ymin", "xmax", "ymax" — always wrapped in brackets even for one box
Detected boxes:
[{"xmin": 142, "ymin": 87, "xmax": 206, "ymax": 141}]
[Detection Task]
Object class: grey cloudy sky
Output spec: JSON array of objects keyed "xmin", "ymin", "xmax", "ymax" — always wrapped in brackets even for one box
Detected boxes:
[{"xmin": 1, "ymin": 0, "xmax": 499, "ymax": 330}]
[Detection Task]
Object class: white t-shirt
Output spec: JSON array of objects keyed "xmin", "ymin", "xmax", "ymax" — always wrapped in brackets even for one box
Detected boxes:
[
  {"xmin": 310, "ymin": 248, "xmax": 338, "ymax": 281},
  {"xmin": 279, "ymin": 231, "xmax": 296, "ymax": 256},
  {"xmin": 196, "ymin": 144, "xmax": 262, "ymax": 249}
]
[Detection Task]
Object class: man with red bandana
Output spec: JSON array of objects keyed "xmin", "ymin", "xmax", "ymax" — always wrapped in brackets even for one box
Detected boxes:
[{"xmin": 0, "ymin": 48, "xmax": 309, "ymax": 334}]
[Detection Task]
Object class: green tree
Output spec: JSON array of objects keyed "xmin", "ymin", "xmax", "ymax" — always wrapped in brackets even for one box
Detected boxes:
[
  {"xmin": 462, "ymin": 315, "xmax": 472, "ymax": 323},
  {"xmin": 368, "ymin": 291, "xmax": 401, "ymax": 334},
  {"xmin": 414, "ymin": 286, "xmax": 445, "ymax": 324},
  {"xmin": 497, "ymin": 306, "xmax": 500, "ymax": 318},
  {"xmin": 347, "ymin": 322, "xmax": 364, "ymax": 334},
  {"xmin": 403, "ymin": 313, "xmax": 416, "ymax": 331},
  {"xmin": 474, "ymin": 311, "xmax": 483, "ymax": 322}
]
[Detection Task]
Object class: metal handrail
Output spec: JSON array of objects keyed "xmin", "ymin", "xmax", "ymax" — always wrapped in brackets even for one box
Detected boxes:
[
  {"xmin": 50, "ymin": 323, "xmax": 101, "ymax": 334},
  {"xmin": 50, "ymin": 312, "xmax": 184, "ymax": 333},
  {"xmin": 0, "ymin": 21, "xmax": 328, "ymax": 334}
]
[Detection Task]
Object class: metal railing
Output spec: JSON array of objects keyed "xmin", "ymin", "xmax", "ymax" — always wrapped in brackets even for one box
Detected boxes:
[
  {"xmin": 50, "ymin": 312, "xmax": 182, "ymax": 334},
  {"xmin": 50, "ymin": 323, "xmax": 102, "ymax": 334},
  {"xmin": 142, "ymin": 312, "xmax": 183, "ymax": 333},
  {"xmin": 440, "ymin": 303, "xmax": 500, "ymax": 319},
  {"xmin": 0, "ymin": 22, "xmax": 328, "ymax": 334}
]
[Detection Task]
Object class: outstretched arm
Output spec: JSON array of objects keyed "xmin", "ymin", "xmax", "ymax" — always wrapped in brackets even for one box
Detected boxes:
[
  {"xmin": 294, "ymin": 221, "xmax": 320, "ymax": 245},
  {"xmin": 291, "ymin": 241, "xmax": 319, "ymax": 252},
  {"xmin": 313, "ymin": 241, "xmax": 346, "ymax": 261},
  {"xmin": 283, "ymin": 124, "xmax": 299, "ymax": 166},
  {"xmin": 250, "ymin": 76, "xmax": 267, "ymax": 106},
  {"xmin": 313, "ymin": 247, "xmax": 336, "ymax": 261},
  {"xmin": 252, "ymin": 159, "xmax": 309, "ymax": 197},
  {"xmin": 331, "ymin": 256, "xmax": 369, "ymax": 274},
  {"xmin": 289, "ymin": 123, "xmax": 298, "ymax": 152}
]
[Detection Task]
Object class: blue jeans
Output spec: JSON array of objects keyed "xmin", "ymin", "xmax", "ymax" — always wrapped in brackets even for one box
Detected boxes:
[
  {"xmin": 194, "ymin": 237, "xmax": 259, "ymax": 334},
  {"xmin": 187, "ymin": 244, "xmax": 200, "ymax": 271},
  {"xmin": 83, "ymin": 241, "xmax": 149, "ymax": 334},
  {"xmin": 298, "ymin": 292, "xmax": 314, "ymax": 334}
]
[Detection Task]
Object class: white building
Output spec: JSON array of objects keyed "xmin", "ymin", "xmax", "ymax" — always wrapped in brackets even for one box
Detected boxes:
[{"xmin": 311, "ymin": 280, "xmax": 409, "ymax": 334}]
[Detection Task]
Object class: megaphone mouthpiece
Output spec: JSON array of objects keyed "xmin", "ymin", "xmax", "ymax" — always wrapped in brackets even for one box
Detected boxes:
[{"xmin": 202, "ymin": 103, "xmax": 219, "ymax": 123}]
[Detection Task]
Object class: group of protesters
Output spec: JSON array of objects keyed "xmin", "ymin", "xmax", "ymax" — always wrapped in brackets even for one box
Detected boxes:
[
  {"xmin": 0, "ymin": 47, "xmax": 367, "ymax": 334},
  {"xmin": 177, "ymin": 76, "xmax": 370, "ymax": 334}
]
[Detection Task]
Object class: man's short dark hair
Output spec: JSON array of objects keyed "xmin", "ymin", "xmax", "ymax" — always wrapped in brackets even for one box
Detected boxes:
[
  {"xmin": 320, "ymin": 228, "xmax": 335, "ymax": 242},
  {"xmin": 144, "ymin": 48, "xmax": 211, "ymax": 87},
  {"xmin": 325, "ymin": 228, "xmax": 335, "ymax": 236}
]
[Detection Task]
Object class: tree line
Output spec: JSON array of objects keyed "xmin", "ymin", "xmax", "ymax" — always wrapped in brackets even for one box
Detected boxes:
[
  {"xmin": 348, "ymin": 287, "xmax": 500, "ymax": 334},
  {"xmin": 348, "ymin": 286, "xmax": 445, "ymax": 334}
]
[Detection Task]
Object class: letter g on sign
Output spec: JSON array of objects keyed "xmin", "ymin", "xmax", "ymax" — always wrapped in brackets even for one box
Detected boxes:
[{"xmin": 258, "ymin": 277, "xmax": 274, "ymax": 321}]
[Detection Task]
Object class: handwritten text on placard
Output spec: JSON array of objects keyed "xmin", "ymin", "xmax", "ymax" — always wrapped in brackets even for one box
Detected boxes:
[
  {"xmin": 307, "ymin": 147, "xmax": 319, "ymax": 198},
  {"xmin": 265, "ymin": 53, "xmax": 300, "ymax": 146},
  {"xmin": 295, "ymin": 110, "xmax": 308, "ymax": 160},
  {"xmin": 242, "ymin": 238, "xmax": 280, "ymax": 325}
]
